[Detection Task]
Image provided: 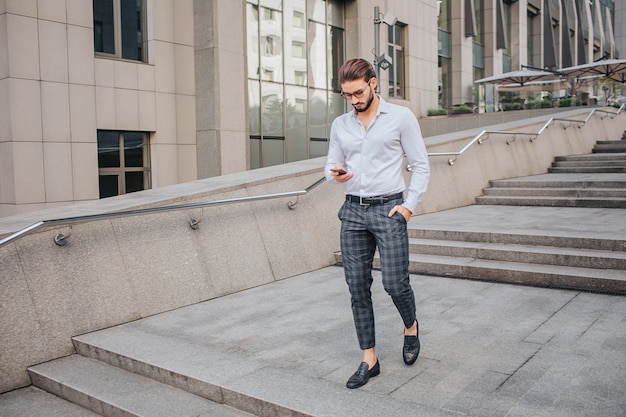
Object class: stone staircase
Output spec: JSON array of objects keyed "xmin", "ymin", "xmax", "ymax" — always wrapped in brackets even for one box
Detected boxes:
[
  {"xmin": 336, "ymin": 137, "xmax": 626, "ymax": 295},
  {"xmin": 28, "ymin": 354, "xmax": 256, "ymax": 417},
  {"xmin": 475, "ymin": 137, "xmax": 626, "ymax": 208},
  {"xmin": 14, "ymin": 138, "xmax": 626, "ymax": 417},
  {"xmin": 402, "ymin": 226, "xmax": 626, "ymax": 294}
]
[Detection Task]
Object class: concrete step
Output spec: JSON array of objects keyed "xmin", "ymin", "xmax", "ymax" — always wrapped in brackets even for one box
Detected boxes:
[
  {"xmin": 487, "ymin": 177, "xmax": 626, "ymax": 189},
  {"xmin": 408, "ymin": 228, "xmax": 626, "ymax": 252},
  {"xmin": 475, "ymin": 195, "xmax": 626, "ymax": 208},
  {"xmin": 548, "ymin": 166, "xmax": 626, "ymax": 173},
  {"xmin": 404, "ymin": 253, "xmax": 626, "ymax": 294},
  {"xmin": 595, "ymin": 140, "xmax": 626, "ymax": 145},
  {"xmin": 554, "ymin": 153, "xmax": 626, "ymax": 162},
  {"xmin": 28, "ymin": 355, "xmax": 255, "ymax": 417},
  {"xmin": 0, "ymin": 386, "xmax": 102, "ymax": 417},
  {"xmin": 481, "ymin": 187, "xmax": 626, "ymax": 198},
  {"xmin": 407, "ymin": 227, "xmax": 626, "ymax": 251},
  {"xmin": 334, "ymin": 252, "xmax": 626, "ymax": 294},
  {"xmin": 408, "ymin": 238, "xmax": 626, "ymax": 269},
  {"xmin": 593, "ymin": 145, "xmax": 626, "ymax": 153},
  {"xmin": 65, "ymin": 331, "xmax": 453, "ymax": 417},
  {"xmin": 551, "ymin": 160, "xmax": 626, "ymax": 168}
]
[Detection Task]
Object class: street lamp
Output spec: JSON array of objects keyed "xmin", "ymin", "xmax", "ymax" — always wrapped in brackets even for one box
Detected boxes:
[{"xmin": 374, "ymin": 6, "xmax": 397, "ymax": 91}]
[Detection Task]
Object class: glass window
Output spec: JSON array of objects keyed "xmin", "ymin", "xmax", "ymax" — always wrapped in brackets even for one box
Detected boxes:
[
  {"xmin": 474, "ymin": 0, "xmax": 484, "ymax": 45},
  {"xmin": 438, "ymin": 56, "xmax": 452, "ymax": 109},
  {"xmin": 261, "ymin": 82, "xmax": 284, "ymax": 137},
  {"xmin": 327, "ymin": 0, "xmax": 344, "ymax": 29},
  {"xmin": 97, "ymin": 131, "xmax": 151, "ymax": 198},
  {"xmin": 309, "ymin": 88, "xmax": 328, "ymax": 141},
  {"xmin": 93, "ymin": 0, "xmax": 115, "ymax": 54},
  {"xmin": 293, "ymin": 10, "xmax": 305, "ymax": 28},
  {"xmin": 307, "ymin": 0, "xmax": 325, "ymax": 23},
  {"xmin": 438, "ymin": 0, "xmax": 451, "ymax": 32},
  {"xmin": 93, "ymin": 0, "xmax": 146, "ymax": 62},
  {"xmin": 97, "ymin": 130, "xmax": 120, "ymax": 168},
  {"xmin": 285, "ymin": 85, "xmax": 308, "ymax": 162},
  {"xmin": 248, "ymin": 80, "xmax": 261, "ymax": 136},
  {"xmin": 308, "ymin": 21, "xmax": 327, "ymax": 89},
  {"xmin": 99, "ymin": 175, "xmax": 119, "ymax": 198},
  {"xmin": 329, "ymin": 25, "xmax": 344, "ymax": 92},
  {"xmin": 388, "ymin": 23, "xmax": 406, "ymax": 98},
  {"xmin": 260, "ymin": 7, "xmax": 283, "ymax": 83},
  {"xmin": 247, "ymin": 3, "xmax": 260, "ymax": 79},
  {"xmin": 246, "ymin": 0, "xmax": 345, "ymax": 169}
]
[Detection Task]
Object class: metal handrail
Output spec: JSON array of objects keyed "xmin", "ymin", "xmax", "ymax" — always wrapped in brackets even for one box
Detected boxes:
[
  {"xmin": 0, "ymin": 177, "xmax": 326, "ymax": 249},
  {"xmin": 2, "ymin": 104, "xmax": 624, "ymax": 248},
  {"xmin": 428, "ymin": 104, "xmax": 625, "ymax": 165}
]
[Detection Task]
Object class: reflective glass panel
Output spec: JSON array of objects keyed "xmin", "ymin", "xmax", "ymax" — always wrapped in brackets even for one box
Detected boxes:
[
  {"xmin": 260, "ymin": 0, "xmax": 281, "ymax": 11},
  {"xmin": 328, "ymin": 91, "xmax": 345, "ymax": 123},
  {"xmin": 99, "ymin": 175, "xmax": 119, "ymax": 198},
  {"xmin": 93, "ymin": 0, "xmax": 115, "ymax": 54},
  {"xmin": 247, "ymin": 3, "xmax": 260, "ymax": 79},
  {"xmin": 124, "ymin": 132, "xmax": 144, "ymax": 167},
  {"xmin": 309, "ymin": 138, "xmax": 328, "ymax": 159},
  {"xmin": 250, "ymin": 137, "xmax": 261, "ymax": 169},
  {"xmin": 285, "ymin": 85, "xmax": 308, "ymax": 162},
  {"xmin": 262, "ymin": 137, "xmax": 284, "ymax": 167},
  {"xmin": 327, "ymin": 0, "xmax": 345, "ymax": 29},
  {"xmin": 308, "ymin": 22, "xmax": 326, "ymax": 89},
  {"xmin": 261, "ymin": 81, "xmax": 284, "ymax": 137},
  {"xmin": 309, "ymin": 88, "xmax": 327, "ymax": 140},
  {"xmin": 97, "ymin": 131, "xmax": 120, "ymax": 168},
  {"xmin": 308, "ymin": 0, "xmax": 325, "ymax": 23},
  {"xmin": 125, "ymin": 171, "xmax": 144, "ymax": 193},
  {"xmin": 120, "ymin": 0, "xmax": 143, "ymax": 61},
  {"xmin": 260, "ymin": 7, "xmax": 283, "ymax": 83},
  {"xmin": 329, "ymin": 26, "xmax": 344, "ymax": 92},
  {"xmin": 284, "ymin": 0, "xmax": 306, "ymax": 85},
  {"xmin": 248, "ymin": 80, "xmax": 261, "ymax": 136}
]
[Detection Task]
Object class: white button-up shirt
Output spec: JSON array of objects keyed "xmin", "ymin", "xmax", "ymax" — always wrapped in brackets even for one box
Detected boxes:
[{"xmin": 325, "ymin": 97, "xmax": 430, "ymax": 213}]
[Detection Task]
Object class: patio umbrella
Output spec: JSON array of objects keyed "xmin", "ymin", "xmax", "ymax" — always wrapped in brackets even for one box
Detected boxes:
[
  {"xmin": 475, "ymin": 69, "xmax": 562, "ymax": 86},
  {"xmin": 559, "ymin": 58, "xmax": 626, "ymax": 83},
  {"xmin": 497, "ymin": 79, "xmax": 570, "ymax": 93}
]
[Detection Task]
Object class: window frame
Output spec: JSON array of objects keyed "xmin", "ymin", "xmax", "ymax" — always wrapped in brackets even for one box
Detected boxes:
[
  {"xmin": 97, "ymin": 130, "xmax": 151, "ymax": 198},
  {"xmin": 93, "ymin": 0, "xmax": 148, "ymax": 62},
  {"xmin": 388, "ymin": 22, "xmax": 406, "ymax": 99}
]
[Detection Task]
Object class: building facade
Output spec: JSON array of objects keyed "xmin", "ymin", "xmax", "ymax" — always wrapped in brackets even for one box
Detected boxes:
[{"xmin": 0, "ymin": 0, "xmax": 620, "ymax": 217}]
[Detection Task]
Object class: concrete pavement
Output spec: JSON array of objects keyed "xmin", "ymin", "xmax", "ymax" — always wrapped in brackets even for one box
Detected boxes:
[
  {"xmin": 3, "ymin": 264, "xmax": 625, "ymax": 416},
  {"xmin": 1, "ymin": 200, "xmax": 626, "ymax": 416}
]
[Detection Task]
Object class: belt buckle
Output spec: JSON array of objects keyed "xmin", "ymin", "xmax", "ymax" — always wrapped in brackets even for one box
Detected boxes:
[{"xmin": 359, "ymin": 196, "xmax": 370, "ymax": 206}]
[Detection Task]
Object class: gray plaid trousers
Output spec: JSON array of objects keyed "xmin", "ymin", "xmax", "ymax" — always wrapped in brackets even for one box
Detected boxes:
[{"xmin": 338, "ymin": 197, "xmax": 416, "ymax": 350}]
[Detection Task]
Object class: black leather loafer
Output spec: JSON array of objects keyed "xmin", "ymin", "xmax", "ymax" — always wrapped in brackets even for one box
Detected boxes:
[
  {"xmin": 403, "ymin": 334, "xmax": 420, "ymax": 365},
  {"xmin": 346, "ymin": 360, "xmax": 380, "ymax": 389}
]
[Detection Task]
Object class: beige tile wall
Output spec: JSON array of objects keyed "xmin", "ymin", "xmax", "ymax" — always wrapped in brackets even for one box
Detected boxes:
[
  {"xmin": 1, "ymin": 1, "xmax": 199, "ymax": 217},
  {"xmin": 0, "ymin": 14, "xmax": 8, "ymax": 79}
]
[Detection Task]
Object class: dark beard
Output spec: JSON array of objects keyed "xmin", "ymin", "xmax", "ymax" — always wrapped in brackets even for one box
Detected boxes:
[{"xmin": 353, "ymin": 93, "xmax": 375, "ymax": 113}]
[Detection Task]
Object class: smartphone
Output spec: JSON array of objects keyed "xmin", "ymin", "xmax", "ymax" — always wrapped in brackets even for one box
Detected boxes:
[{"xmin": 330, "ymin": 168, "xmax": 347, "ymax": 175}]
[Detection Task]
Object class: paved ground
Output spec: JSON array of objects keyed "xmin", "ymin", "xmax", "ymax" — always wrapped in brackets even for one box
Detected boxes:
[
  {"xmin": 4, "ymin": 266, "xmax": 625, "ymax": 417},
  {"xmin": 1, "ymin": 202, "xmax": 626, "ymax": 416}
]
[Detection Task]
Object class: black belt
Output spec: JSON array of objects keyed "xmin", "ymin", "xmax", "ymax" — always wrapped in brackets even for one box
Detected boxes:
[{"xmin": 345, "ymin": 192, "xmax": 403, "ymax": 205}]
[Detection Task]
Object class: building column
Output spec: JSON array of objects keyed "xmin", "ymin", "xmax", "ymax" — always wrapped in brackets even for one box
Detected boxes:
[
  {"xmin": 483, "ymin": 0, "xmax": 502, "ymax": 76},
  {"xmin": 451, "ymin": 0, "xmax": 474, "ymax": 105},
  {"xmin": 194, "ymin": 0, "xmax": 248, "ymax": 178},
  {"xmin": 511, "ymin": 0, "xmax": 528, "ymax": 70}
]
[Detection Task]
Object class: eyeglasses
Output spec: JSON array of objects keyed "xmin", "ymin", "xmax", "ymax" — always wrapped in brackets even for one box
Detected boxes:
[{"xmin": 340, "ymin": 79, "xmax": 372, "ymax": 100}]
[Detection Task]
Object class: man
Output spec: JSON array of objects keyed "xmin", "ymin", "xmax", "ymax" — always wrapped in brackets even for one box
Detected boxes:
[{"xmin": 325, "ymin": 58, "xmax": 430, "ymax": 389}]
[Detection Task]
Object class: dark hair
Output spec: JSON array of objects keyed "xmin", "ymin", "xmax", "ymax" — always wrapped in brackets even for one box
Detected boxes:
[{"xmin": 339, "ymin": 58, "xmax": 376, "ymax": 84}]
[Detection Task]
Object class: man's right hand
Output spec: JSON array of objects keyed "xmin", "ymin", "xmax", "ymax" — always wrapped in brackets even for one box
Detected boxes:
[{"xmin": 331, "ymin": 165, "xmax": 353, "ymax": 182}]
